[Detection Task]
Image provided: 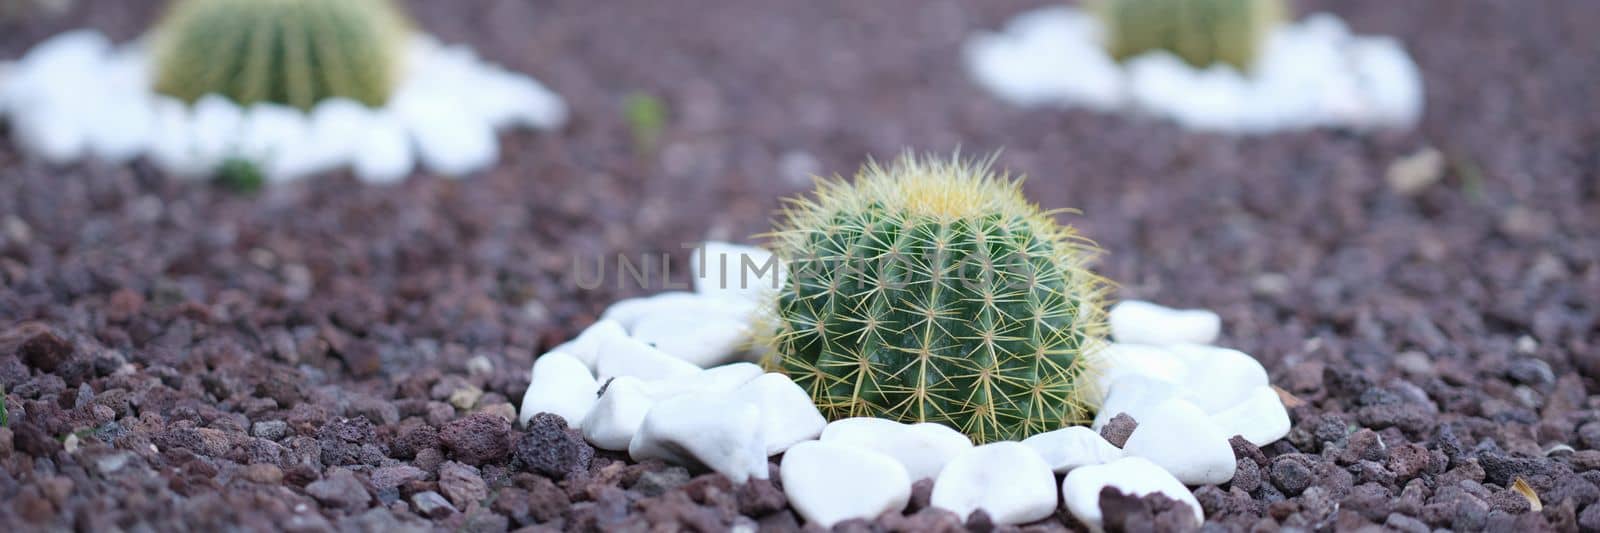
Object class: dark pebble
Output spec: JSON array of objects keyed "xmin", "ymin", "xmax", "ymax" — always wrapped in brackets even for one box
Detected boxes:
[
  {"xmin": 440, "ymin": 413, "xmax": 514, "ymax": 466},
  {"xmin": 514, "ymin": 413, "xmax": 594, "ymax": 480}
]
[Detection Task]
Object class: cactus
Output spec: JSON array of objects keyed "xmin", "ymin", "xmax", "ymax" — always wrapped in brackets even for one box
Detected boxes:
[
  {"xmin": 1095, "ymin": 0, "xmax": 1288, "ymax": 72},
  {"xmin": 150, "ymin": 0, "xmax": 411, "ymax": 110},
  {"xmin": 762, "ymin": 154, "xmax": 1109, "ymax": 443}
]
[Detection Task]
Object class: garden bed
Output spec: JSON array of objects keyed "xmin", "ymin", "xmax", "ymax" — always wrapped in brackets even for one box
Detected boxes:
[{"xmin": 0, "ymin": 0, "xmax": 1597, "ymax": 530}]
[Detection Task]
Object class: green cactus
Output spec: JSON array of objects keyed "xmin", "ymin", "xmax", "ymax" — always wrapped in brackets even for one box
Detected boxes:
[
  {"xmin": 150, "ymin": 0, "xmax": 411, "ymax": 110},
  {"xmin": 762, "ymin": 154, "xmax": 1109, "ymax": 443},
  {"xmin": 1095, "ymin": 0, "xmax": 1288, "ymax": 72}
]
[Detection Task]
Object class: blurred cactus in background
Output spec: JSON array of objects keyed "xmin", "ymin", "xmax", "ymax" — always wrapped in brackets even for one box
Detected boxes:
[
  {"xmin": 151, "ymin": 0, "xmax": 411, "ymax": 110},
  {"xmin": 1095, "ymin": 0, "xmax": 1287, "ymax": 72}
]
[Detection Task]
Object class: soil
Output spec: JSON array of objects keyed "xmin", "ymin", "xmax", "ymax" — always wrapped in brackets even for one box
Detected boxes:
[{"xmin": 1, "ymin": 0, "xmax": 1598, "ymax": 531}]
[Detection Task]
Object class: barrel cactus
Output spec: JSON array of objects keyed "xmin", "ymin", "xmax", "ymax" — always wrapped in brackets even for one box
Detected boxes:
[
  {"xmin": 763, "ymin": 154, "xmax": 1109, "ymax": 443},
  {"xmin": 1095, "ymin": 0, "xmax": 1288, "ymax": 72},
  {"xmin": 150, "ymin": 0, "xmax": 411, "ymax": 110}
]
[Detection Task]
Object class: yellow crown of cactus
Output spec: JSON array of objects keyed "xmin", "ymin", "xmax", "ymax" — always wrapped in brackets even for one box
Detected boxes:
[
  {"xmin": 762, "ymin": 154, "xmax": 1110, "ymax": 443},
  {"xmin": 151, "ymin": 0, "xmax": 411, "ymax": 110},
  {"xmin": 1095, "ymin": 0, "xmax": 1288, "ymax": 72}
]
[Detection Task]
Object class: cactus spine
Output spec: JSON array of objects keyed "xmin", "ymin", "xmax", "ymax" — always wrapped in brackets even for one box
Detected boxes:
[
  {"xmin": 1096, "ymin": 0, "xmax": 1287, "ymax": 72},
  {"xmin": 763, "ymin": 154, "xmax": 1109, "ymax": 443},
  {"xmin": 151, "ymin": 0, "xmax": 410, "ymax": 110}
]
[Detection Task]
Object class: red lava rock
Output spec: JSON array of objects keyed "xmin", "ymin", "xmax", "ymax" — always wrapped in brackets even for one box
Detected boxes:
[
  {"xmin": 440, "ymin": 413, "xmax": 513, "ymax": 466},
  {"xmin": 306, "ymin": 469, "xmax": 373, "ymax": 510},
  {"xmin": 243, "ymin": 464, "xmax": 285, "ymax": 484},
  {"xmin": 439, "ymin": 461, "xmax": 489, "ymax": 509},
  {"xmin": 17, "ymin": 326, "xmax": 73, "ymax": 372},
  {"xmin": 515, "ymin": 413, "xmax": 595, "ymax": 481},
  {"xmin": 1101, "ymin": 413, "xmax": 1137, "ymax": 448}
]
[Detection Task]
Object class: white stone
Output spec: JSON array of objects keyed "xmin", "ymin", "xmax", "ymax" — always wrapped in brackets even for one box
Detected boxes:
[
  {"xmin": 631, "ymin": 313, "xmax": 750, "ymax": 367},
  {"xmin": 1095, "ymin": 342, "xmax": 1186, "ymax": 392},
  {"xmin": 1021, "ymin": 426, "xmax": 1124, "ymax": 474},
  {"xmin": 1165, "ymin": 344, "xmax": 1269, "ymax": 414},
  {"xmin": 580, "ymin": 376, "xmax": 655, "ymax": 451},
  {"xmin": 1108, "ymin": 300, "xmax": 1221, "ymax": 346},
  {"xmin": 962, "ymin": 6, "xmax": 1425, "ymax": 133},
  {"xmin": 1211, "ymin": 385, "xmax": 1291, "ymax": 446},
  {"xmin": 601, "ymin": 291, "xmax": 753, "ymax": 331},
  {"xmin": 518, "ymin": 352, "xmax": 600, "ymax": 428},
  {"xmin": 551, "ymin": 319, "xmax": 629, "ymax": 370},
  {"xmin": 641, "ymin": 362, "xmax": 765, "ymax": 399},
  {"xmin": 238, "ymin": 103, "xmax": 311, "ymax": 182},
  {"xmin": 146, "ymin": 96, "xmax": 207, "ymax": 178},
  {"xmin": 629, "ymin": 391, "xmax": 769, "ymax": 483},
  {"xmin": 11, "ymin": 101, "xmax": 85, "ymax": 164},
  {"xmin": 82, "ymin": 46, "xmax": 152, "ymax": 163},
  {"xmin": 820, "ymin": 418, "xmax": 973, "ymax": 482},
  {"xmin": 1092, "ymin": 374, "xmax": 1180, "ymax": 430},
  {"xmin": 780, "ymin": 441, "xmax": 911, "ymax": 528},
  {"xmin": 690, "ymin": 242, "xmax": 782, "ymax": 305},
  {"xmin": 930, "ymin": 442, "xmax": 1058, "ymax": 525},
  {"xmin": 731, "ymin": 373, "xmax": 826, "ymax": 455},
  {"xmin": 1062, "ymin": 457, "xmax": 1202, "ymax": 530},
  {"xmin": 595, "ymin": 335, "xmax": 702, "ymax": 383},
  {"xmin": 1119, "ymin": 399, "xmax": 1236, "ymax": 486},
  {"xmin": 188, "ymin": 94, "xmax": 245, "ymax": 172},
  {"xmin": 393, "ymin": 81, "xmax": 499, "ymax": 177}
]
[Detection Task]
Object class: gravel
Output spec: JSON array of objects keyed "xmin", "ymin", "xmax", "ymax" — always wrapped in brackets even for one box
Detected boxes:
[{"xmin": 0, "ymin": 0, "xmax": 1597, "ymax": 530}]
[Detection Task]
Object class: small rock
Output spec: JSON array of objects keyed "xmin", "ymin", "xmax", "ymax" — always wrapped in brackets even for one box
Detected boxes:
[
  {"xmin": 732, "ymin": 373, "xmax": 826, "ymax": 455},
  {"xmin": 581, "ymin": 376, "xmax": 656, "ymax": 451},
  {"xmin": 634, "ymin": 466, "xmax": 692, "ymax": 497},
  {"xmin": 643, "ymin": 362, "xmax": 766, "ymax": 398},
  {"xmin": 515, "ymin": 412, "xmax": 594, "ymax": 481},
  {"xmin": 1269, "ymin": 454, "xmax": 1315, "ymax": 496},
  {"xmin": 1209, "ymin": 385, "xmax": 1292, "ymax": 446},
  {"xmin": 439, "ymin": 461, "xmax": 489, "ymax": 509},
  {"xmin": 1096, "ymin": 343, "xmax": 1186, "ymax": 391},
  {"xmin": 628, "ymin": 391, "xmax": 768, "ymax": 483},
  {"xmin": 439, "ymin": 413, "xmax": 514, "ymax": 465},
  {"xmin": 1108, "ymin": 300, "xmax": 1220, "ymax": 346},
  {"xmin": 18, "ymin": 327, "xmax": 73, "ymax": 372},
  {"xmin": 251, "ymin": 420, "xmax": 288, "ymax": 441},
  {"xmin": 1385, "ymin": 147, "xmax": 1443, "ymax": 196},
  {"xmin": 411, "ymin": 491, "xmax": 457, "ymax": 519},
  {"xmin": 780, "ymin": 441, "xmax": 911, "ymax": 528},
  {"xmin": 1022, "ymin": 426, "xmax": 1124, "ymax": 473},
  {"xmin": 595, "ymin": 335, "xmax": 701, "ymax": 382},
  {"xmin": 448, "ymin": 384, "xmax": 484, "ymax": 411},
  {"xmin": 518, "ymin": 351, "xmax": 599, "ymax": 427},
  {"xmin": 820, "ymin": 417, "xmax": 974, "ymax": 482},
  {"xmin": 930, "ymin": 442, "xmax": 1057, "ymax": 525},
  {"xmin": 1101, "ymin": 413, "xmax": 1138, "ymax": 447},
  {"xmin": 243, "ymin": 463, "xmax": 284, "ymax": 484},
  {"xmin": 1121, "ymin": 399, "xmax": 1236, "ymax": 485},
  {"xmin": 1093, "ymin": 375, "xmax": 1180, "ymax": 430},
  {"xmin": 1061, "ymin": 457, "xmax": 1202, "ymax": 530},
  {"xmin": 306, "ymin": 469, "xmax": 372, "ymax": 510}
]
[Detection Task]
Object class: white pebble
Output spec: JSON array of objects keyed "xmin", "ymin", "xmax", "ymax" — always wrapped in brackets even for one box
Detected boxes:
[
  {"xmin": 601, "ymin": 291, "xmax": 752, "ymax": 331},
  {"xmin": 1092, "ymin": 374, "xmax": 1180, "ymax": 431},
  {"xmin": 518, "ymin": 352, "xmax": 599, "ymax": 428},
  {"xmin": 930, "ymin": 442, "xmax": 1058, "ymax": 525},
  {"xmin": 580, "ymin": 377, "xmax": 655, "ymax": 451},
  {"xmin": 1119, "ymin": 399, "xmax": 1236, "ymax": 486},
  {"xmin": 595, "ymin": 335, "xmax": 700, "ymax": 382},
  {"xmin": 1166, "ymin": 344, "xmax": 1269, "ymax": 414},
  {"xmin": 1095, "ymin": 342, "xmax": 1186, "ymax": 392},
  {"xmin": 1109, "ymin": 300, "xmax": 1221, "ymax": 346},
  {"xmin": 1020, "ymin": 426, "xmax": 1124, "ymax": 474},
  {"xmin": 1210, "ymin": 385, "xmax": 1291, "ymax": 446},
  {"xmin": 238, "ymin": 103, "xmax": 311, "ymax": 182},
  {"xmin": 1062, "ymin": 457, "xmax": 1202, "ymax": 530},
  {"xmin": 628, "ymin": 392, "xmax": 769, "ymax": 483},
  {"xmin": 731, "ymin": 373, "xmax": 826, "ymax": 455},
  {"xmin": 631, "ymin": 313, "xmax": 750, "ymax": 368},
  {"xmin": 188, "ymin": 94, "xmax": 244, "ymax": 171},
  {"xmin": 642, "ymin": 362, "xmax": 765, "ymax": 399},
  {"xmin": 820, "ymin": 418, "xmax": 973, "ymax": 482},
  {"xmin": 781, "ymin": 441, "xmax": 911, "ymax": 528},
  {"xmin": 551, "ymin": 319, "xmax": 629, "ymax": 370}
]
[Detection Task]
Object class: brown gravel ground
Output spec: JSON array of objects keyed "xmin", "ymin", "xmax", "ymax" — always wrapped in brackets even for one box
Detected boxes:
[{"xmin": 1, "ymin": 0, "xmax": 1598, "ymax": 531}]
